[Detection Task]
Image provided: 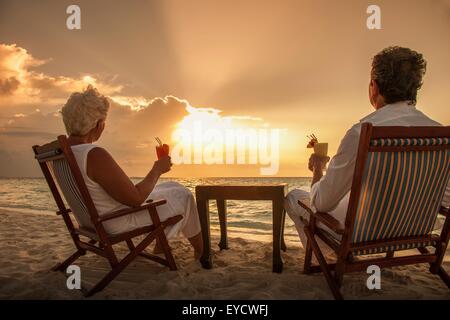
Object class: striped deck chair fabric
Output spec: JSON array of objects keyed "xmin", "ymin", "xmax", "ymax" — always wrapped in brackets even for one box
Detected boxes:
[
  {"xmin": 49, "ymin": 158, "xmax": 94, "ymax": 229},
  {"xmin": 351, "ymin": 137, "xmax": 450, "ymax": 256}
]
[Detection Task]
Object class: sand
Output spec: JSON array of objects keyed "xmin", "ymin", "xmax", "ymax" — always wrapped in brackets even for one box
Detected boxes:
[{"xmin": 0, "ymin": 208, "xmax": 449, "ymax": 300}]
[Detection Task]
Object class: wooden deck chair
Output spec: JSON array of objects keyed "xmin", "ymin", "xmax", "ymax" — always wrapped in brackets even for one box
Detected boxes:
[
  {"xmin": 32, "ymin": 135, "xmax": 182, "ymax": 297},
  {"xmin": 299, "ymin": 123, "xmax": 450, "ymax": 300}
]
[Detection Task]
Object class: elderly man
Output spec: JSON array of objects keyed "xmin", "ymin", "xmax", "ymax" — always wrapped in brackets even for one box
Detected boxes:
[{"xmin": 285, "ymin": 46, "xmax": 450, "ymax": 255}]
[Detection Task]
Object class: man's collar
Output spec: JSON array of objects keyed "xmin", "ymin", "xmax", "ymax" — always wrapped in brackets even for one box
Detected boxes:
[{"xmin": 359, "ymin": 101, "xmax": 416, "ymax": 122}]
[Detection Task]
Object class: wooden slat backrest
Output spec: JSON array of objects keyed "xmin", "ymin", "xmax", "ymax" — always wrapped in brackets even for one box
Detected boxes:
[
  {"xmin": 33, "ymin": 136, "xmax": 108, "ymax": 241},
  {"xmin": 342, "ymin": 124, "xmax": 450, "ymax": 252}
]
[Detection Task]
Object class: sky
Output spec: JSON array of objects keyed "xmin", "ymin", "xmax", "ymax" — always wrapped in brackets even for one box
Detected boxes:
[{"xmin": 0, "ymin": 0, "xmax": 449, "ymax": 177}]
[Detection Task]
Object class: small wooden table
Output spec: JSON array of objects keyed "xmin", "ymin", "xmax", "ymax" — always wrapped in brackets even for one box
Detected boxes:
[{"xmin": 195, "ymin": 184, "xmax": 288, "ymax": 273}]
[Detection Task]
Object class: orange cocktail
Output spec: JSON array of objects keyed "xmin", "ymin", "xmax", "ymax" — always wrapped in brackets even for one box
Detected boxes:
[{"xmin": 155, "ymin": 137, "xmax": 169, "ymax": 159}]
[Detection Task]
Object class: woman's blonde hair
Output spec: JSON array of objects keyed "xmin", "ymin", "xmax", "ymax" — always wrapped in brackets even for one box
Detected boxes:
[{"xmin": 61, "ymin": 85, "xmax": 110, "ymax": 136}]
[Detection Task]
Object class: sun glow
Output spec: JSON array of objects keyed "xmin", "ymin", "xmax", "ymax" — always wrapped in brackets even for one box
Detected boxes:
[
  {"xmin": 171, "ymin": 105, "xmax": 282, "ymax": 175},
  {"xmin": 178, "ymin": 105, "xmax": 235, "ymax": 131}
]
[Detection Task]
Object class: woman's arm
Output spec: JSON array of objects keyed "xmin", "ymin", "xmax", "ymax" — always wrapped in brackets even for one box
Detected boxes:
[
  {"xmin": 134, "ymin": 157, "xmax": 171, "ymax": 203},
  {"xmin": 86, "ymin": 147, "xmax": 171, "ymax": 207}
]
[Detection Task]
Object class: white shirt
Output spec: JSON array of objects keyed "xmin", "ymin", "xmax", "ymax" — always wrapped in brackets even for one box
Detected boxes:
[{"xmin": 310, "ymin": 101, "xmax": 448, "ymax": 214}]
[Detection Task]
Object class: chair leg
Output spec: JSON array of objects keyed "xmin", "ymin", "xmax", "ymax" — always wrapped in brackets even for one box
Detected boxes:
[
  {"xmin": 52, "ymin": 250, "xmax": 84, "ymax": 272},
  {"xmin": 436, "ymin": 266, "xmax": 450, "ymax": 289},
  {"xmin": 126, "ymin": 238, "xmax": 172, "ymax": 267},
  {"xmin": 334, "ymin": 260, "xmax": 346, "ymax": 288},
  {"xmin": 85, "ymin": 262, "xmax": 126, "ymax": 297},
  {"xmin": 386, "ymin": 250, "xmax": 394, "ymax": 258},
  {"xmin": 430, "ymin": 242, "xmax": 446, "ymax": 274},
  {"xmin": 428, "ymin": 242, "xmax": 450, "ymax": 289},
  {"xmin": 126, "ymin": 239, "xmax": 135, "ymax": 250},
  {"xmin": 347, "ymin": 252, "xmax": 355, "ymax": 263},
  {"xmin": 303, "ymin": 234, "xmax": 313, "ymax": 274},
  {"xmin": 417, "ymin": 246, "xmax": 450, "ymax": 289},
  {"xmin": 305, "ymin": 227, "xmax": 343, "ymax": 300},
  {"xmin": 156, "ymin": 230, "xmax": 177, "ymax": 271},
  {"xmin": 103, "ymin": 244, "xmax": 119, "ymax": 267},
  {"xmin": 85, "ymin": 229, "xmax": 160, "ymax": 297}
]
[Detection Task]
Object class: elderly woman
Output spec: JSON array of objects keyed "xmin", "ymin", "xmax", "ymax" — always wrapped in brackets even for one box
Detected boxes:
[{"xmin": 61, "ymin": 86, "xmax": 203, "ymax": 259}]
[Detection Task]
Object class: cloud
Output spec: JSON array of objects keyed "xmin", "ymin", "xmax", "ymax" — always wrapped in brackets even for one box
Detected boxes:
[
  {"xmin": 0, "ymin": 43, "xmax": 46, "ymax": 76},
  {"xmin": 0, "ymin": 76, "xmax": 20, "ymax": 95},
  {"xmin": 109, "ymin": 96, "xmax": 152, "ymax": 111},
  {"xmin": 0, "ymin": 44, "xmax": 271, "ymax": 177},
  {"xmin": 0, "ymin": 96, "xmax": 188, "ymax": 176},
  {"xmin": 0, "ymin": 93, "xmax": 270, "ymax": 177},
  {"xmin": 0, "ymin": 43, "xmax": 122, "ymax": 106}
]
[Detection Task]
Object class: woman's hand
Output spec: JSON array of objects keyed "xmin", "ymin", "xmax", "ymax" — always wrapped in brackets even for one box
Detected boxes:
[{"xmin": 152, "ymin": 155, "xmax": 172, "ymax": 176}]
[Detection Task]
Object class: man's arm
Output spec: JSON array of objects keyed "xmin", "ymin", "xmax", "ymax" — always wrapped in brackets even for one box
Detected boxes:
[
  {"xmin": 310, "ymin": 126, "xmax": 360, "ymax": 212},
  {"xmin": 312, "ymin": 166, "xmax": 324, "ymax": 186}
]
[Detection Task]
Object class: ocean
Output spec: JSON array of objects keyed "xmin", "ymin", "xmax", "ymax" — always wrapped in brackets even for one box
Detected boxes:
[{"xmin": 0, "ymin": 177, "xmax": 312, "ymax": 243}]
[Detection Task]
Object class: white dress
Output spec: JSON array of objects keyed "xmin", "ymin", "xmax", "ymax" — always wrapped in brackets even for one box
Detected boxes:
[{"xmin": 71, "ymin": 143, "xmax": 201, "ymax": 238}]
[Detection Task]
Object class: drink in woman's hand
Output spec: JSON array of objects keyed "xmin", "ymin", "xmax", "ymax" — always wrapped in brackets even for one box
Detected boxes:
[
  {"xmin": 155, "ymin": 145, "xmax": 169, "ymax": 159},
  {"xmin": 155, "ymin": 137, "xmax": 169, "ymax": 159},
  {"xmin": 313, "ymin": 143, "xmax": 328, "ymax": 157}
]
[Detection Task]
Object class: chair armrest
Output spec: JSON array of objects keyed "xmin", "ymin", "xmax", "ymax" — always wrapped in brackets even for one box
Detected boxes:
[
  {"xmin": 298, "ymin": 199, "xmax": 345, "ymax": 235},
  {"xmin": 298, "ymin": 199, "xmax": 314, "ymax": 215},
  {"xmin": 314, "ymin": 212, "xmax": 346, "ymax": 235},
  {"xmin": 98, "ymin": 199, "xmax": 167, "ymax": 223},
  {"xmin": 439, "ymin": 206, "xmax": 449, "ymax": 217}
]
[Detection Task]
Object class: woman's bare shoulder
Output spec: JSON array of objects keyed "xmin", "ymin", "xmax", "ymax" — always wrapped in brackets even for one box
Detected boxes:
[
  {"xmin": 86, "ymin": 146, "xmax": 119, "ymax": 178},
  {"xmin": 88, "ymin": 146, "xmax": 112, "ymax": 160}
]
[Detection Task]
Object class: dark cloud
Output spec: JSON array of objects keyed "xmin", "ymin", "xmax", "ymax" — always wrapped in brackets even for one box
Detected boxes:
[{"xmin": 0, "ymin": 77, "xmax": 20, "ymax": 95}]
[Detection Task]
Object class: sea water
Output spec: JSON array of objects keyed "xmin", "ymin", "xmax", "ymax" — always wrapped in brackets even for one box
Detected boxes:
[{"xmin": 0, "ymin": 177, "xmax": 312, "ymax": 243}]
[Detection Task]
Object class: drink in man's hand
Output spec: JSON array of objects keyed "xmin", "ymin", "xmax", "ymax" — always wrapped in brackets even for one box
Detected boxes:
[
  {"xmin": 313, "ymin": 143, "xmax": 328, "ymax": 157},
  {"xmin": 307, "ymin": 134, "xmax": 328, "ymax": 157}
]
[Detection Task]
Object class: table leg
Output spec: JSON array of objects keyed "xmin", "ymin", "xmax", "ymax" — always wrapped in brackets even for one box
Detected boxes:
[
  {"xmin": 281, "ymin": 209, "xmax": 287, "ymax": 252},
  {"xmin": 272, "ymin": 198, "xmax": 284, "ymax": 273},
  {"xmin": 197, "ymin": 197, "xmax": 212, "ymax": 269},
  {"xmin": 217, "ymin": 199, "xmax": 229, "ymax": 250}
]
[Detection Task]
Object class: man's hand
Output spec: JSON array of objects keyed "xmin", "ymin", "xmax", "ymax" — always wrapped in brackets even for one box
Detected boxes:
[
  {"xmin": 309, "ymin": 154, "xmax": 330, "ymax": 187},
  {"xmin": 152, "ymin": 155, "xmax": 172, "ymax": 175},
  {"xmin": 308, "ymin": 154, "xmax": 330, "ymax": 172}
]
